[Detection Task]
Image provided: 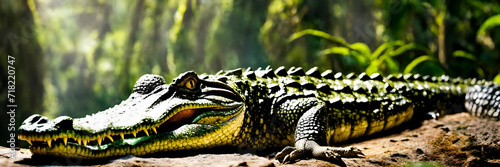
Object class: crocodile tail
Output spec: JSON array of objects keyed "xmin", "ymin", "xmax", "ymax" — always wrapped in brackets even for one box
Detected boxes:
[{"xmin": 465, "ymin": 84, "xmax": 500, "ymax": 119}]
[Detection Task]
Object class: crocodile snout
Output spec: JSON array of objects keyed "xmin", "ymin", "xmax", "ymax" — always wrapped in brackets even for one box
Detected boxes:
[
  {"xmin": 19, "ymin": 114, "xmax": 74, "ymax": 133},
  {"xmin": 24, "ymin": 114, "xmax": 51, "ymax": 129}
]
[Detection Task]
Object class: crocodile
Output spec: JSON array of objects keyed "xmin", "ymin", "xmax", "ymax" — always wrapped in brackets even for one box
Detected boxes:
[{"xmin": 18, "ymin": 66, "xmax": 500, "ymax": 163}]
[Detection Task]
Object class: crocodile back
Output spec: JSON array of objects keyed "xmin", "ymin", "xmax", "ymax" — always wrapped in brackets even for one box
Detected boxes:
[{"xmin": 206, "ymin": 67, "xmax": 498, "ymax": 146}]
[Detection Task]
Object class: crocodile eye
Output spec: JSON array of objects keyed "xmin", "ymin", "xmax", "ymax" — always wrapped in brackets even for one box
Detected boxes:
[
  {"xmin": 185, "ymin": 78, "xmax": 196, "ymax": 90},
  {"xmin": 173, "ymin": 71, "xmax": 200, "ymax": 92},
  {"xmin": 179, "ymin": 75, "xmax": 199, "ymax": 91}
]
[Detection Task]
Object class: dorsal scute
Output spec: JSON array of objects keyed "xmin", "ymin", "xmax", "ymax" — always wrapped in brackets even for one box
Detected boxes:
[
  {"xmin": 243, "ymin": 69, "xmax": 256, "ymax": 80},
  {"xmin": 370, "ymin": 73, "xmax": 383, "ymax": 81},
  {"xmin": 225, "ymin": 68, "xmax": 243, "ymax": 76},
  {"xmin": 358, "ymin": 72, "xmax": 370, "ymax": 81},
  {"xmin": 288, "ymin": 67, "xmax": 305, "ymax": 76},
  {"xmin": 346, "ymin": 73, "xmax": 356, "ymax": 79},
  {"xmin": 321, "ymin": 70, "xmax": 335, "ymax": 79},
  {"xmin": 306, "ymin": 67, "xmax": 321, "ymax": 78},
  {"xmin": 275, "ymin": 66, "xmax": 288, "ymax": 76}
]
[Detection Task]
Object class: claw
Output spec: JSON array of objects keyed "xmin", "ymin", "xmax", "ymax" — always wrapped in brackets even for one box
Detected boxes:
[
  {"xmin": 341, "ymin": 146, "xmax": 364, "ymax": 157},
  {"xmin": 275, "ymin": 146, "xmax": 296, "ymax": 163},
  {"xmin": 284, "ymin": 149, "xmax": 304, "ymax": 163},
  {"xmin": 275, "ymin": 146, "xmax": 305, "ymax": 164},
  {"xmin": 276, "ymin": 141, "xmax": 364, "ymax": 164}
]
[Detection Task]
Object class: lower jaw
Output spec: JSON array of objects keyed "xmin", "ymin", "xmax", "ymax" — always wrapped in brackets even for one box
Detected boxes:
[
  {"xmin": 28, "ymin": 124, "xmax": 219, "ymax": 159},
  {"xmin": 30, "ymin": 141, "xmax": 168, "ymax": 159},
  {"xmin": 30, "ymin": 144, "xmax": 127, "ymax": 159}
]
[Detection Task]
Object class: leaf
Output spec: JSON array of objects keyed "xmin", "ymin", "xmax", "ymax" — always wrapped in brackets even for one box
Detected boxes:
[
  {"xmin": 288, "ymin": 29, "xmax": 351, "ymax": 47},
  {"xmin": 384, "ymin": 56, "xmax": 399, "ymax": 74},
  {"xmin": 494, "ymin": 74, "xmax": 500, "ymax": 84},
  {"xmin": 477, "ymin": 14, "xmax": 500, "ymax": 38},
  {"xmin": 370, "ymin": 41, "xmax": 404, "ymax": 60},
  {"xmin": 365, "ymin": 56, "xmax": 398, "ymax": 75},
  {"xmin": 350, "ymin": 50, "xmax": 369, "ymax": 67},
  {"xmin": 320, "ymin": 46, "xmax": 369, "ymax": 67},
  {"xmin": 477, "ymin": 14, "xmax": 500, "ymax": 49},
  {"xmin": 365, "ymin": 59, "xmax": 384, "ymax": 75},
  {"xmin": 389, "ymin": 43, "xmax": 431, "ymax": 57},
  {"xmin": 452, "ymin": 50, "xmax": 477, "ymax": 61},
  {"xmin": 350, "ymin": 42, "xmax": 371, "ymax": 58},
  {"xmin": 319, "ymin": 46, "xmax": 350, "ymax": 56},
  {"xmin": 476, "ymin": 68, "xmax": 485, "ymax": 78},
  {"xmin": 403, "ymin": 55, "xmax": 440, "ymax": 74}
]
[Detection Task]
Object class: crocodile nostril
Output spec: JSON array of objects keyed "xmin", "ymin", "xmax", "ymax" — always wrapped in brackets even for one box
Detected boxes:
[
  {"xmin": 38, "ymin": 118, "xmax": 48, "ymax": 124},
  {"xmin": 30, "ymin": 115, "xmax": 43, "ymax": 124},
  {"xmin": 54, "ymin": 116, "xmax": 74, "ymax": 130},
  {"xmin": 23, "ymin": 114, "xmax": 52, "ymax": 129},
  {"xmin": 29, "ymin": 115, "xmax": 49, "ymax": 125}
]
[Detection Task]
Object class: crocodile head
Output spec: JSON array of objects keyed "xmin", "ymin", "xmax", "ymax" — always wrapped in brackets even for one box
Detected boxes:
[{"xmin": 18, "ymin": 71, "xmax": 245, "ymax": 159}]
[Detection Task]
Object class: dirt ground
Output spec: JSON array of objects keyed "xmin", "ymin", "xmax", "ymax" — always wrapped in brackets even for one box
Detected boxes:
[{"xmin": 2, "ymin": 112, "xmax": 499, "ymax": 167}]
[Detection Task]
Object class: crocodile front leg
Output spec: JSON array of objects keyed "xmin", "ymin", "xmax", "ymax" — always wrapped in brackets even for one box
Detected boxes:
[{"xmin": 274, "ymin": 98, "xmax": 363, "ymax": 163}]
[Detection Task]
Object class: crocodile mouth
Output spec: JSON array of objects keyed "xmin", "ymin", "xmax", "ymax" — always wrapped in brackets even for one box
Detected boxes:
[
  {"xmin": 19, "ymin": 103, "xmax": 243, "ymax": 152},
  {"xmin": 18, "ymin": 72, "xmax": 245, "ymax": 158}
]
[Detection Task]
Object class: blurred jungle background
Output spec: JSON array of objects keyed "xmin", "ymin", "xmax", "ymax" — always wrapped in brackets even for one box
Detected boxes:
[{"xmin": 1, "ymin": 0, "xmax": 500, "ymax": 147}]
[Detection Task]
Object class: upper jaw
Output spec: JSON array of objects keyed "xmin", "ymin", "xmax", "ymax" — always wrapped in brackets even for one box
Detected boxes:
[
  {"xmin": 17, "ymin": 82, "xmax": 243, "ymax": 151},
  {"xmin": 17, "ymin": 86, "xmax": 170, "ymax": 149}
]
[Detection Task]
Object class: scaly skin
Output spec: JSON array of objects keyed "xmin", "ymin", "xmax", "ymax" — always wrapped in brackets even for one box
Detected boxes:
[{"xmin": 18, "ymin": 66, "xmax": 500, "ymax": 163}]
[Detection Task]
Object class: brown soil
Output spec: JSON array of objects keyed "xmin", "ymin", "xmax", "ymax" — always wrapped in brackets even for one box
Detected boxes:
[{"xmin": 3, "ymin": 113, "xmax": 500, "ymax": 166}]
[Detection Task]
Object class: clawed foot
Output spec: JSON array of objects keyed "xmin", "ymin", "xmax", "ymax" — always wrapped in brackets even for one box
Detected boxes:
[
  {"xmin": 275, "ymin": 145, "xmax": 364, "ymax": 164},
  {"xmin": 275, "ymin": 146, "xmax": 304, "ymax": 163}
]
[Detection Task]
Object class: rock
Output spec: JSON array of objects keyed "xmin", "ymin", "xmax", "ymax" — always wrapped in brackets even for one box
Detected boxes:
[
  {"xmin": 390, "ymin": 153, "xmax": 409, "ymax": 158},
  {"xmin": 416, "ymin": 148, "xmax": 425, "ymax": 155}
]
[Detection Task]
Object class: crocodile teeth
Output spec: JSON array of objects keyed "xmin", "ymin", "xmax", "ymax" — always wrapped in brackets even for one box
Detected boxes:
[
  {"xmin": 97, "ymin": 138, "xmax": 102, "ymax": 146},
  {"xmin": 83, "ymin": 140, "xmax": 87, "ymax": 147},
  {"xmin": 27, "ymin": 140, "xmax": 32, "ymax": 145},
  {"xmin": 107, "ymin": 136, "xmax": 114, "ymax": 142},
  {"xmin": 77, "ymin": 139, "xmax": 81, "ymax": 145},
  {"xmin": 133, "ymin": 132, "xmax": 137, "ymax": 137},
  {"xmin": 144, "ymin": 129, "xmax": 149, "ymax": 136},
  {"xmin": 63, "ymin": 137, "xmax": 68, "ymax": 145},
  {"xmin": 152, "ymin": 127, "xmax": 157, "ymax": 134},
  {"xmin": 47, "ymin": 140, "xmax": 52, "ymax": 147},
  {"xmin": 120, "ymin": 133, "xmax": 125, "ymax": 140}
]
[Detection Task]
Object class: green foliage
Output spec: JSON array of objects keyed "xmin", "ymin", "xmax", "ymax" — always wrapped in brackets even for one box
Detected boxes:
[
  {"xmin": 452, "ymin": 50, "xmax": 485, "ymax": 77},
  {"xmin": 477, "ymin": 14, "xmax": 500, "ymax": 37},
  {"xmin": 477, "ymin": 14, "xmax": 500, "ymax": 48},
  {"xmin": 495, "ymin": 74, "xmax": 500, "ymax": 84},
  {"xmin": 289, "ymin": 29, "xmax": 438, "ymax": 75},
  {"xmin": 452, "ymin": 50, "xmax": 477, "ymax": 61},
  {"xmin": 288, "ymin": 29, "xmax": 351, "ymax": 47},
  {"xmin": 404, "ymin": 55, "xmax": 441, "ymax": 74}
]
